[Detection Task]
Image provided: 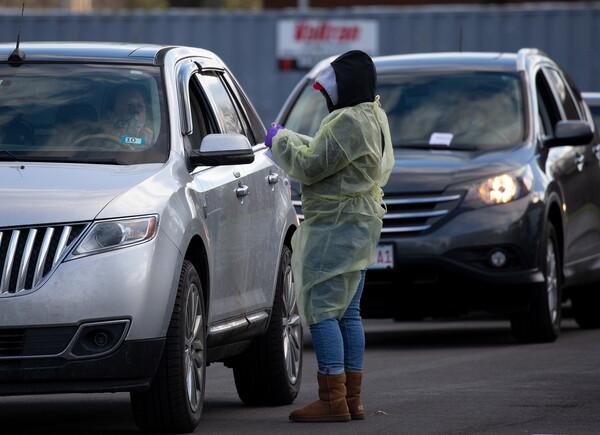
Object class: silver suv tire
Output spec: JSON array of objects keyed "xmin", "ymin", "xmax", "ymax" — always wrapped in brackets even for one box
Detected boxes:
[
  {"xmin": 232, "ymin": 245, "xmax": 303, "ymax": 405},
  {"xmin": 131, "ymin": 260, "xmax": 206, "ymax": 433}
]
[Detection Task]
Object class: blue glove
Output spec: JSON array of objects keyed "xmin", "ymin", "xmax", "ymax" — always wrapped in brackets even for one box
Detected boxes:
[{"xmin": 265, "ymin": 124, "xmax": 283, "ymax": 148}]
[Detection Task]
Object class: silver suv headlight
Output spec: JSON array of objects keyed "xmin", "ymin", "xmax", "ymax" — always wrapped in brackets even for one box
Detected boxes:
[
  {"xmin": 458, "ymin": 167, "xmax": 533, "ymax": 208},
  {"xmin": 71, "ymin": 215, "xmax": 158, "ymax": 258}
]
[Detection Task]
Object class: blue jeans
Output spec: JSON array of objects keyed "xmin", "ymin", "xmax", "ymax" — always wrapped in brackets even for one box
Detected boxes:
[{"xmin": 309, "ymin": 270, "xmax": 366, "ymax": 375}]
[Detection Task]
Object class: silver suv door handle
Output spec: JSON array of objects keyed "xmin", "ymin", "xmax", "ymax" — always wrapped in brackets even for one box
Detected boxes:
[
  {"xmin": 236, "ymin": 183, "xmax": 249, "ymax": 198},
  {"xmin": 268, "ymin": 173, "xmax": 280, "ymax": 185}
]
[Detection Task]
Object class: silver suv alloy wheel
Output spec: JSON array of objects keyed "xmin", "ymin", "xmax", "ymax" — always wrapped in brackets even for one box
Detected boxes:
[
  {"xmin": 184, "ymin": 278, "xmax": 205, "ymax": 412},
  {"xmin": 282, "ymin": 252, "xmax": 302, "ymax": 385}
]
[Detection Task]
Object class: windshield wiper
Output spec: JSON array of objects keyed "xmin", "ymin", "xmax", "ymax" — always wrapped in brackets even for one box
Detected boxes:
[
  {"xmin": 397, "ymin": 144, "xmax": 477, "ymax": 151},
  {"xmin": 63, "ymin": 157, "xmax": 126, "ymax": 165},
  {"xmin": 0, "ymin": 150, "xmax": 19, "ymax": 161},
  {"xmin": 0, "ymin": 154, "xmax": 126, "ymax": 165}
]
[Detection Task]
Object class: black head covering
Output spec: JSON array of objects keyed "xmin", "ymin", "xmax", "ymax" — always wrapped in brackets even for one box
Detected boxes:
[{"xmin": 329, "ymin": 50, "xmax": 376, "ymax": 112}]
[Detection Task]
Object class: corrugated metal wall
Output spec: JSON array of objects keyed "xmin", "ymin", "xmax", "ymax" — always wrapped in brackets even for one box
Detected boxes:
[{"xmin": 0, "ymin": 4, "xmax": 599, "ymax": 124}]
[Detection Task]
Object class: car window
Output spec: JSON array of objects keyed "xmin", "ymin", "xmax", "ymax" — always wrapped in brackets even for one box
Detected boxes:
[
  {"xmin": 0, "ymin": 63, "xmax": 168, "ymax": 164},
  {"xmin": 587, "ymin": 102, "xmax": 600, "ymax": 131},
  {"xmin": 536, "ymin": 69, "xmax": 563, "ymax": 130},
  {"xmin": 543, "ymin": 67, "xmax": 581, "ymax": 120},
  {"xmin": 537, "ymin": 87, "xmax": 553, "ymax": 137},
  {"xmin": 199, "ymin": 72, "xmax": 245, "ymax": 136},
  {"xmin": 284, "ymin": 83, "xmax": 329, "ymax": 136},
  {"xmin": 185, "ymin": 76, "xmax": 218, "ymax": 152},
  {"xmin": 221, "ymin": 72, "xmax": 265, "ymax": 145},
  {"xmin": 283, "ymin": 71, "xmax": 525, "ymax": 151}
]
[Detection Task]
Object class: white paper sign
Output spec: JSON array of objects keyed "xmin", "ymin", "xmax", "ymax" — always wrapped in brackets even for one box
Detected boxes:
[{"xmin": 429, "ymin": 132, "xmax": 453, "ymax": 146}]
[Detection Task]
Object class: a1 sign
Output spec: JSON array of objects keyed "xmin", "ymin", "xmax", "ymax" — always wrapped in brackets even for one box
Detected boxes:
[{"xmin": 369, "ymin": 244, "xmax": 394, "ymax": 269}]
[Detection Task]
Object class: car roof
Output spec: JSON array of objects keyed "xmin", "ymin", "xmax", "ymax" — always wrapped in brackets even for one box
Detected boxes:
[
  {"xmin": 582, "ymin": 92, "xmax": 600, "ymax": 105},
  {"xmin": 375, "ymin": 52, "xmax": 518, "ymax": 74},
  {"xmin": 307, "ymin": 50, "xmax": 528, "ymax": 80},
  {"xmin": 0, "ymin": 41, "xmax": 218, "ymax": 66}
]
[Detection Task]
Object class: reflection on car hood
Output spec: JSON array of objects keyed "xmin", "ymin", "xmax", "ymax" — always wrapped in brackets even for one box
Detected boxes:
[
  {"xmin": 387, "ymin": 147, "xmax": 527, "ymax": 193},
  {"xmin": 0, "ymin": 162, "xmax": 163, "ymax": 227}
]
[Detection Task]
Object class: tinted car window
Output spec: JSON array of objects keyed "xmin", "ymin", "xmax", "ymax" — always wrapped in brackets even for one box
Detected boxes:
[
  {"xmin": 0, "ymin": 64, "xmax": 168, "ymax": 164},
  {"xmin": 588, "ymin": 104, "xmax": 600, "ymax": 130},
  {"xmin": 200, "ymin": 72, "xmax": 245, "ymax": 135},
  {"xmin": 185, "ymin": 78, "xmax": 213, "ymax": 152},
  {"xmin": 544, "ymin": 67, "xmax": 580, "ymax": 120},
  {"xmin": 221, "ymin": 73, "xmax": 265, "ymax": 145},
  {"xmin": 284, "ymin": 71, "xmax": 524, "ymax": 151},
  {"xmin": 537, "ymin": 87, "xmax": 553, "ymax": 137},
  {"xmin": 284, "ymin": 85, "xmax": 328, "ymax": 137}
]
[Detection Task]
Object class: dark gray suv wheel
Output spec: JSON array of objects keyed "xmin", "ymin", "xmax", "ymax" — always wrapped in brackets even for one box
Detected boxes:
[
  {"xmin": 511, "ymin": 223, "xmax": 561, "ymax": 343},
  {"xmin": 570, "ymin": 287, "xmax": 600, "ymax": 329}
]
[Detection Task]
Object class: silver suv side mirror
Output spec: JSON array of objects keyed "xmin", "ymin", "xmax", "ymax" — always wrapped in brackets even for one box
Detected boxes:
[{"xmin": 190, "ymin": 133, "xmax": 255, "ymax": 166}]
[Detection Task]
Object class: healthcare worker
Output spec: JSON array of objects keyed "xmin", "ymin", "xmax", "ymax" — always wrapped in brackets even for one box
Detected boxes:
[{"xmin": 265, "ymin": 50, "xmax": 394, "ymax": 422}]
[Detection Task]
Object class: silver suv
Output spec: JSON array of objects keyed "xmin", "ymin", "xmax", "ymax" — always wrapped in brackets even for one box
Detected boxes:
[
  {"xmin": 277, "ymin": 48, "xmax": 600, "ymax": 344},
  {"xmin": 0, "ymin": 42, "xmax": 301, "ymax": 433}
]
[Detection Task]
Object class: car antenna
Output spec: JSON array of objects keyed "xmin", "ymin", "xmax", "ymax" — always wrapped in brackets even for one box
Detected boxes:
[{"xmin": 8, "ymin": 3, "xmax": 26, "ymax": 66}]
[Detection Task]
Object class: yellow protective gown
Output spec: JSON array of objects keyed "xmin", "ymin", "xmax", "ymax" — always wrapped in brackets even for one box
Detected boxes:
[{"xmin": 272, "ymin": 96, "xmax": 394, "ymax": 326}]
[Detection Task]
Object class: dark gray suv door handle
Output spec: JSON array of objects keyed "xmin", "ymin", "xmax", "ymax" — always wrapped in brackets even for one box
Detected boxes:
[
  {"xmin": 236, "ymin": 183, "xmax": 249, "ymax": 198},
  {"xmin": 268, "ymin": 173, "xmax": 280, "ymax": 185},
  {"xmin": 575, "ymin": 154, "xmax": 585, "ymax": 171}
]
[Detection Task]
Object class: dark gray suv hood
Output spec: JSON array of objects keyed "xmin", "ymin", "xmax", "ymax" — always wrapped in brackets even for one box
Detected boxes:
[{"xmin": 386, "ymin": 147, "xmax": 529, "ymax": 193}]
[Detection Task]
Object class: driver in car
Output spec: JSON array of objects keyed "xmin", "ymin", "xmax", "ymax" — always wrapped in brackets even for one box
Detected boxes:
[{"xmin": 105, "ymin": 85, "xmax": 154, "ymax": 144}]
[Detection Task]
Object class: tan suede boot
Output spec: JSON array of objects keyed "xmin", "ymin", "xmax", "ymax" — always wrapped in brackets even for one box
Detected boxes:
[
  {"xmin": 289, "ymin": 373, "xmax": 351, "ymax": 422},
  {"xmin": 345, "ymin": 371, "xmax": 366, "ymax": 420}
]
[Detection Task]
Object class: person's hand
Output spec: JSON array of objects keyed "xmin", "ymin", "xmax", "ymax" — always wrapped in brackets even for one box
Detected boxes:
[{"xmin": 265, "ymin": 124, "xmax": 283, "ymax": 148}]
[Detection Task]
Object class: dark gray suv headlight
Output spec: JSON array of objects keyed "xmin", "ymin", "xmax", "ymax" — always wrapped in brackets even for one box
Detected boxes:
[
  {"xmin": 459, "ymin": 167, "xmax": 533, "ymax": 208},
  {"xmin": 71, "ymin": 215, "xmax": 158, "ymax": 258}
]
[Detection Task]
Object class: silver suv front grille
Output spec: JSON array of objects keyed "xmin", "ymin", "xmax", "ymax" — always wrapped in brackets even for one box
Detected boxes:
[
  {"xmin": 292, "ymin": 192, "xmax": 464, "ymax": 235},
  {"xmin": 0, "ymin": 326, "xmax": 78, "ymax": 357},
  {"xmin": 0, "ymin": 224, "xmax": 87, "ymax": 296}
]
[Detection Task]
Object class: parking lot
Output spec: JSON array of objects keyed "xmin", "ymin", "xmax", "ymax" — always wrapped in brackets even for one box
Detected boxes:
[
  {"xmin": 2, "ymin": 316, "xmax": 600, "ymax": 435},
  {"xmin": 3, "ymin": 5, "xmax": 600, "ymax": 435}
]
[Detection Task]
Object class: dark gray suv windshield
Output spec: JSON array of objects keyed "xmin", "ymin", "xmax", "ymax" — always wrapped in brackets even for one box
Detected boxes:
[
  {"xmin": 284, "ymin": 71, "xmax": 525, "ymax": 151},
  {"xmin": 0, "ymin": 64, "xmax": 168, "ymax": 164}
]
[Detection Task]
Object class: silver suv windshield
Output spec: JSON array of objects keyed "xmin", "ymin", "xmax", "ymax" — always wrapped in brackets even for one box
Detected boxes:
[
  {"xmin": 0, "ymin": 63, "xmax": 168, "ymax": 164},
  {"xmin": 284, "ymin": 71, "xmax": 525, "ymax": 151}
]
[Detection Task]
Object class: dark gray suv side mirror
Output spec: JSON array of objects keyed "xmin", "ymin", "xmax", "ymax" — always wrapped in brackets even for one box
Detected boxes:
[
  {"xmin": 545, "ymin": 120, "xmax": 593, "ymax": 147},
  {"xmin": 190, "ymin": 133, "xmax": 255, "ymax": 166}
]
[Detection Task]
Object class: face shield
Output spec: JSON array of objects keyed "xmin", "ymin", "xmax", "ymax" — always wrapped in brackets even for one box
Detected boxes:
[{"xmin": 314, "ymin": 65, "xmax": 338, "ymax": 113}]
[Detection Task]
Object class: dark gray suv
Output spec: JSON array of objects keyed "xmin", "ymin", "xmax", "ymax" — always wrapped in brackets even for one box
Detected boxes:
[{"xmin": 276, "ymin": 48, "xmax": 600, "ymax": 343}]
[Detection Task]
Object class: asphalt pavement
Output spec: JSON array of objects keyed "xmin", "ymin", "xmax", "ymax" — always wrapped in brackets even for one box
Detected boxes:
[{"xmin": 2, "ymin": 317, "xmax": 600, "ymax": 435}]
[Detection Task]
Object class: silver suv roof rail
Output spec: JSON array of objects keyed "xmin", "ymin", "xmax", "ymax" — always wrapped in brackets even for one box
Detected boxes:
[{"xmin": 516, "ymin": 47, "xmax": 548, "ymax": 71}]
